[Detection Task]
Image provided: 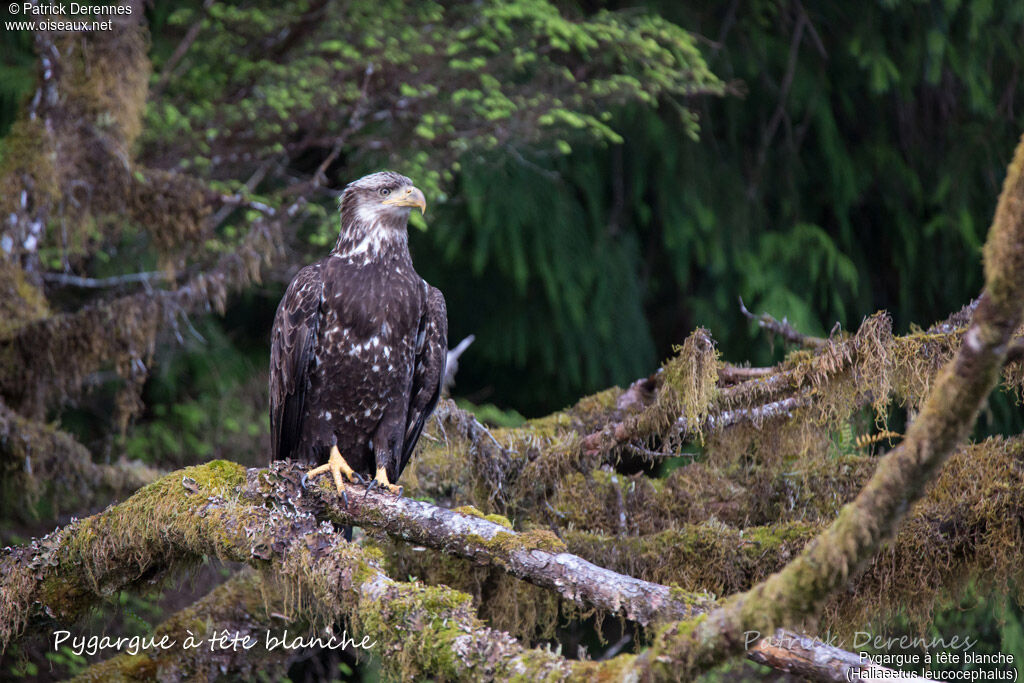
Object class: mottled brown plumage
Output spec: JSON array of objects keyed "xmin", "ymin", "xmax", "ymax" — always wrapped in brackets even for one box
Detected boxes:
[{"xmin": 269, "ymin": 171, "xmax": 447, "ymax": 492}]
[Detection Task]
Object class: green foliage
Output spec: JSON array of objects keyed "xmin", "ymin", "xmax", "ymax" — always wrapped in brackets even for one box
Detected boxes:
[
  {"xmin": 428, "ymin": 0, "xmax": 1024, "ymax": 413},
  {"xmin": 0, "ymin": 27, "xmax": 34, "ymax": 139},
  {"xmin": 416, "ymin": 152, "xmax": 657, "ymax": 409},
  {"xmin": 145, "ymin": 0, "xmax": 722, "ymax": 188},
  {"xmin": 120, "ymin": 317, "xmax": 268, "ymax": 468},
  {"xmin": 637, "ymin": 0, "xmax": 1024, "ymax": 353}
]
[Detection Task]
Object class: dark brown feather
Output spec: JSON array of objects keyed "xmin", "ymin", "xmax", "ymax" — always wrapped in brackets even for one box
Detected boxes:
[
  {"xmin": 398, "ymin": 284, "xmax": 448, "ymax": 480},
  {"xmin": 269, "ymin": 263, "xmax": 322, "ymax": 462}
]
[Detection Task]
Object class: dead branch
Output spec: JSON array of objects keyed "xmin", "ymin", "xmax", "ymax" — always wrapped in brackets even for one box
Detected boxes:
[
  {"xmin": 580, "ymin": 392, "xmax": 810, "ymax": 457},
  {"xmin": 717, "ymin": 364, "xmax": 774, "ymax": 384},
  {"xmin": 739, "ymin": 296, "xmax": 828, "ymax": 348}
]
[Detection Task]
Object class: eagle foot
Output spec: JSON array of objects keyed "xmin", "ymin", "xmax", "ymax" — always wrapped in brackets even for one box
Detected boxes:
[
  {"xmin": 307, "ymin": 445, "xmax": 363, "ymax": 496},
  {"xmin": 372, "ymin": 466, "xmax": 403, "ymax": 496}
]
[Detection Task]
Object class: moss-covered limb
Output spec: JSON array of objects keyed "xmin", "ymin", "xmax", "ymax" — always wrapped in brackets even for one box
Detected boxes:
[
  {"xmin": 376, "ymin": 544, "xmax": 897, "ymax": 683},
  {"xmin": 606, "ymin": 134, "xmax": 1024, "ymax": 682},
  {"xmin": 0, "ymin": 460, "xmax": 254, "ymax": 652},
  {"xmin": 286, "ymin": 466, "xmax": 885, "ymax": 683},
  {"xmin": 0, "ymin": 461, "xmax": 587, "ymax": 680},
  {"xmin": 0, "ymin": 458, "xmax": 942, "ymax": 683},
  {"xmin": 0, "ymin": 210, "xmax": 281, "ymax": 421},
  {"xmin": 263, "ymin": 461, "xmax": 711, "ymax": 626},
  {"xmin": 564, "ymin": 523, "xmax": 819, "ymax": 598},
  {"xmin": 562, "ymin": 436, "xmax": 1024, "ymax": 640},
  {"xmin": 579, "ymin": 310, "xmax": 1019, "ymax": 467},
  {"xmin": 550, "ymin": 456, "xmax": 875, "ymax": 536},
  {"xmin": 412, "ymin": 315, "xmax": 980, "ymax": 527},
  {"xmin": 71, "ymin": 569, "xmax": 300, "ymax": 682},
  {"xmin": 0, "ymin": 399, "xmax": 161, "ymax": 519},
  {"xmin": 378, "ymin": 538, "xmax": 564, "ymax": 643}
]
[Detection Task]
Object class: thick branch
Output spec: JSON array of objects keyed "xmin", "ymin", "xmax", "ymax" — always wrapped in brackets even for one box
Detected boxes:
[
  {"xmin": 274, "ymin": 461, "xmax": 929, "ymax": 682},
  {"xmin": 0, "ymin": 461, "xmax": 578, "ymax": 680},
  {"xmin": 2, "ymin": 458, "xmax": 922, "ymax": 683},
  {"xmin": 266, "ymin": 461, "xmax": 710, "ymax": 626},
  {"xmin": 72, "ymin": 569, "xmax": 299, "ymax": 682}
]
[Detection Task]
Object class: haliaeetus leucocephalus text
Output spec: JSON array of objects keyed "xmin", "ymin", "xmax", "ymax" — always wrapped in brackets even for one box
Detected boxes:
[{"xmin": 269, "ymin": 171, "xmax": 447, "ymax": 497}]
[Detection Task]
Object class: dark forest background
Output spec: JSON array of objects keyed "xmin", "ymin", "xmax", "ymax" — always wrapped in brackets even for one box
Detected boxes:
[
  {"xmin": 3, "ymin": 0, "xmax": 1024, "ymax": 679},
  {"xmin": 7, "ymin": 1, "xmax": 1024, "ymax": 423}
]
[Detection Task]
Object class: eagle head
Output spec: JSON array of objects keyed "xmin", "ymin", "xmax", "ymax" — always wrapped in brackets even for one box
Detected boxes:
[{"xmin": 334, "ymin": 171, "xmax": 426, "ymax": 259}]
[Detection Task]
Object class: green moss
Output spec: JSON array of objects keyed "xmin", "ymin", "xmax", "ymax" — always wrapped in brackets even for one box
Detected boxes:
[
  {"xmin": 484, "ymin": 513, "xmax": 514, "ymax": 528},
  {"xmin": 453, "ymin": 504, "xmax": 485, "ymax": 518},
  {"xmin": 353, "ymin": 581, "xmax": 476, "ymax": 679}
]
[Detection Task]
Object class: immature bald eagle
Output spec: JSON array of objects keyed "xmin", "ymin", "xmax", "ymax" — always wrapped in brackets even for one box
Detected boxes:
[{"xmin": 269, "ymin": 171, "xmax": 447, "ymax": 496}]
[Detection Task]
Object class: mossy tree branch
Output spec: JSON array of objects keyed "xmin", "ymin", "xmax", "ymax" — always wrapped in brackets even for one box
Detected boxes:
[
  {"xmin": 0, "ymin": 461, "xmax": 581, "ymax": 680},
  {"xmin": 0, "ymin": 399, "xmax": 161, "ymax": 518},
  {"xmin": 3, "ymin": 458, "xmax": 931, "ymax": 682},
  {"xmin": 604, "ymin": 133, "xmax": 1024, "ymax": 681},
  {"xmin": 265, "ymin": 461, "xmax": 712, "ymax": 626},
  {"xmin": 70, "ymin": 569, "xmax": 300, "ymax": 682}
]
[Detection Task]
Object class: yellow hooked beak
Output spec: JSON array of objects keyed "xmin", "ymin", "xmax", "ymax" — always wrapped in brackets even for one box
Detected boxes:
[{"xmin": 381, "ymin": 185, "xmax": 427, "ymax": 215}]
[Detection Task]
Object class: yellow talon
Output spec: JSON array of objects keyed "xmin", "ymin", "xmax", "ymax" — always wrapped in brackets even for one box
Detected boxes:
[
  {"xmin": 374, "ymin": 466, "xmax": 403, "ymax": 496},
  {"xmin": 307, "ymin": 445, "xmax": 361, "ymax": 494}
]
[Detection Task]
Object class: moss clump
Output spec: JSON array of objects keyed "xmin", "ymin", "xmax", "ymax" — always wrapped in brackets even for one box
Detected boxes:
[
  {"xmin": 453, "ymin": 504, "xmax": 485, "ymax": 518},
  {"xmin": 0, "ymin": 258, "xmax": 49, "ymax": 338},
  {"xmin": 352, "ymin": 581, "xmax": 475, "ymax": 679},
  {"xmin": 378, "ymin": 537, "xmax": 564, "ymax": 644},
  {"xmin": 660, "ymin": 328, "xmax": 720, "ymax": 439},
  {"xmin": 484, "ymin": 513, "xmax": 514, "ymax": 528}
]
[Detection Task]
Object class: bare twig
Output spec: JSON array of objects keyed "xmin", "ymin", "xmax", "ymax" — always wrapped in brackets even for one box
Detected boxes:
[
  {"xmin": 717, "ymin": 364, "xmax": 775, "ymax": 384},
  {"xmin": 739, "ymin": 296, "xmax": 827, "ymax": 348},
  {"xmin": 41, "ymin": 271, "xmax": 167, "ymax": 288}
]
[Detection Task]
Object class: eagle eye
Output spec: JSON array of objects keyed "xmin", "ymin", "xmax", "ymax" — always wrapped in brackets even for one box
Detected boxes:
[{"xmin": 379, "ymin": 187, "xmax": 391, "ymax": 197}]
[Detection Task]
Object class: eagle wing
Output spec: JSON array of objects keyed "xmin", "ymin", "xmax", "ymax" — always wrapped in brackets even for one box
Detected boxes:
[
  {"xmin": 397, "ymin": 283, "xmax": 448, "ymax": 479},
  {"xmin": 269, "ymin": 263, "xmax": 322, "ymax": 462}
]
